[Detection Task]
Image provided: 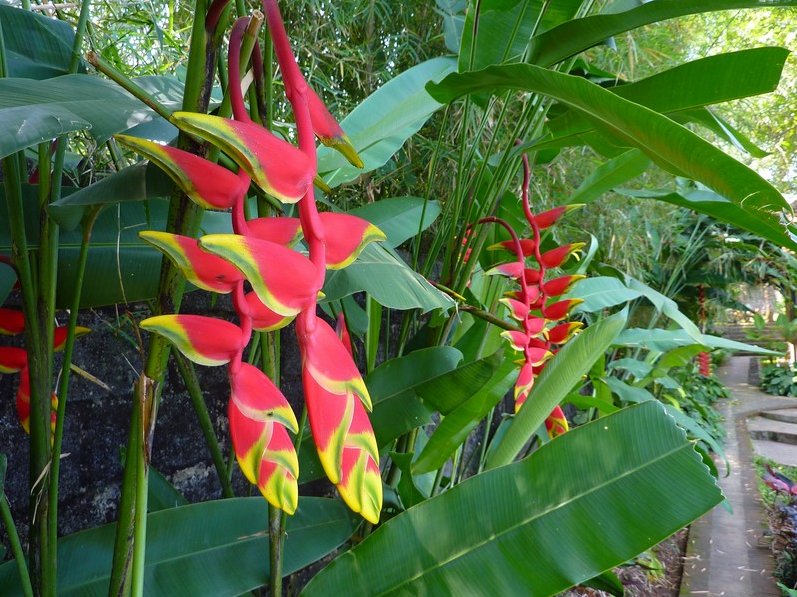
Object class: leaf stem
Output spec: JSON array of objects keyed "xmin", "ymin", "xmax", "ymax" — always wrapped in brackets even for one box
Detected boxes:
[{"xmin": 0, "ymin": 495, "xmax": 34, "ymax": 597}]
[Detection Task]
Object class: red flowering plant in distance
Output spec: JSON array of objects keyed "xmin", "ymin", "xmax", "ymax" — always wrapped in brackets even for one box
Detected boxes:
[
  {"xmin": 481, "ymin": 152, "xmax": 583, "ymax": 438},
  {"xmin": 120, "ymin": 2, "xmax": 384, "ymax": 522}
]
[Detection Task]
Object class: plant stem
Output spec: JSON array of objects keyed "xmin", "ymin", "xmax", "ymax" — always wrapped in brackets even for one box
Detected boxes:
[
  {"xmin": 173, "ymin": 352, "xmax": 235, "ymax": 498},
  {"xmin": 268, "ymin": 505, "xmax": 283, "ymax": 596},
  {"xmin": 0, "ymin": 495, "xmax": 34, "ymax": 597}
]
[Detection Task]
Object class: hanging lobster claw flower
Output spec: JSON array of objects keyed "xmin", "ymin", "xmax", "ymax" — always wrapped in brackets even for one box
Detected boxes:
[
  {"xmin": 543, "ymin": 299, "xmax": 584, "ymax": 321},
  {"xmin": 53, "ymin": 326, "xmax": 91, "ymax": 352},
  {"xmin": 501, "ymin": 331, "xmax": 529, "ymax": 352},
  {"xmin": 533, "ymin": 205, "xmax": 582, "ymax": 230},
  {"xmin": 199, "ymin": 234, "xmax": 320, "ymax": 317},
  {"xmin": 319, "ymin": 213, "xmax": 386, "ymax": 269},
  {"xmin": 0, "ymin": 346, "xmax": 27, "ymax": 373},
  {"xmin": 140, "ymin": 231, "xmax": 244, "ymax": 294},
  {"xmin": 498, "ymin": 298, "xmax": 528, "ymax": 322},
  {"xmin": 542, "ymin": 274, "xmax": 585, "ymax": 297},
  {"xmin": 302, "ymin": 367, "xmax": 381, "ymax": 524},
  {"xmin": 15, "ymin": 368, "xmax": 57, "ymax": 434},
  {"xmin": 115, "ymin": 134, "xmax": 246, "ymax": 210},
  {"xmin": 229, "ymin": 366, "xmax": 299, "ymax": 513},
  {"xmin": 307, "ymin": 86, "xmax": 363, "ymax": 169},
  {"xmin": 247, "ymin": 217, "xmax": 302, "ymax": 247},
  {"xmin": 538, "ymin": 243, "xmax": 585, "ymax": 268},
  {"xmin": 545, "ymin": 321, "xmax": 584, "ymax": 344},
  {"xmin": 302, "ymin": 317, "xmax": 371, "ymax": 410},
  {"xmin": 230, "ymin": 363, "xmax": 299, "ymax": 432},
  {"xmin": 140, "ymin": 315, "xmax": 244, "ymax": 366},
  {"xmin": 335, "ymin": 312, "xmax": 353, "ymax": 357},
  {"xmin": 0, "ymin": 308, "xmax": 25, "ymax": 335},
  {"xmin": 488, "ymin": 264, "xmax": 542, "ymax": 286},
  {"xmin": 170, "ymin": 112, "xmax": 314, "ymax": 204},
  {"xmin": 486, "ymin": 238, "xmax": 537, "ymax": 256},
  {"xmin": 544, "ymin": 405, "xmax": 569, "ymax": 438},
  {"xmin": 514, "ymin": 362, "xmax": 534, "ymax": 411},
  {"xmin": 246, "ymin": 292, "xmax": 296, "ymax": 332}
]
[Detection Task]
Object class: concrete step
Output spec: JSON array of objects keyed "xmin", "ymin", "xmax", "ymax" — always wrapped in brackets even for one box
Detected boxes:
[
  {"xmin": 748, "ymin": 416, "xmax": 797, "ymax": 445},
  {"xmin": 760, "ymin": 408, "xmax": 797, "ymax": 424},
  {"xmin": 751, "ymin": 439, "xmax": 797, "ymax": 467}
]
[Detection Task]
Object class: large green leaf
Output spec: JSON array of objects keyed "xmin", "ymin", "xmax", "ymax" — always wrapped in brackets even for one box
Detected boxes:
[
  {"xmin": 566, "ymin": 149, "xmax": 650, "ymax": 205},
  {"xmin": 0, "ymin": 5, "xmax": 83, "ymax": 79},
  {"xmin": 458, "ymin": 0, "xmax": 583, "ymax": 71},
  {"xmin": 322, "ymin": 244, "xmax": 455, "ymax": 312},
  {"xmin": 317, "ymin": 57, "xmax": 456, "ymax": 187},
  {"xmin": 567, "ymin": 276, "xmax": 642, "ymax": 312},
  {"xmin": 301, "ymin": 401, "xmax": 723, "ymax": 596},
  {"xmin": 347, "ymin": 196, "xmax": 441, "ymax": 248},
  {"xmin": 367, "ymin": 346, "xmax": 464, "ymax": 448},
  {"xmin": 624, "ymin": 276, "xmax": 703, "ymax": 343},
  {"xmin": 0, "ymin": 497, "xmax": 355, "ymax": 596},
  {"xmin": 0, "ymin": 190, "xmax": 232, "ymax": 308},
  {"xmin": 544, "ymin": 47, "xmax": 789, "ymax": 149},
  {"xmin": 428, "ymin": 63, "xmax": 788, "ymax": 212},
  {"xmin": 413, "ymin": 355, "xmax": 517, "ymax": 474},
  {"xmin": 527, "ymin": 0, "xmax": 797, "ymax": 67},
  {"xmin": 615, "ymin": 328, "xmax": 778, "ymax": 355},
  {"xmin": 617, "ymin": 186, "xmax": 797, "ymax": 251},
  {"xmin": 487, "ymin": 308, "xmax": 628, "ymax": 468},
  {"xmin": 0, "ymin": 75, "xmax": 157, "ymax": 158},
  {"xmin": 49, "ymin": 163, "xmax": 175, "ymax": 229}
]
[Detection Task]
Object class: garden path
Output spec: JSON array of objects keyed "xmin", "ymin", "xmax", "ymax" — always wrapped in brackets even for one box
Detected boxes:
[{"xmin": 679, "ymin": 356, "xmax": 790, "ymax": 597}]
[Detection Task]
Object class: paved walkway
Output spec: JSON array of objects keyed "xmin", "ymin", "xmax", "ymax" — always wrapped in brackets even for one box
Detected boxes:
[{"xmin": 680, "ymin": 357, "xmax": 792, "ymax": 597}]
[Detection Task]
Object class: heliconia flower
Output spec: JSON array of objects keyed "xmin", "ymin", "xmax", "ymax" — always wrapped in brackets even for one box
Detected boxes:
[
  {"xmin": 0, "ymin": 346, "xmax": 27, "ymax": 373},
  {"xmin": 543, "ymin": 298, "xmax": 584, "ymax": 321},
  {"xmin": 0, "ymin": 308, "xmax": 24, "ymax": 335},
  {"xmin": 306, "ymin": 86, "xmax": 363, "ymax": 169},
  {"xmin": 53, "ymin": 326, "xmax": 91, "ymax": 352},
  {"xmin": 302, "ymin": 317, "xmax": 371, "ymax": 410},
  {"xmin": 140, "ymin": 231, "xmax": 244, "ymax": 294},
  {"xmin": 246, "ymin": 292, "xmax": 296, "ymax": 332},
  {"xmin": 526, "ymin": 317, "xmax": 547, "ymax": 336},
  {"xmin": 542, "ymin": 275, "xmax": 585, "ymax": 297},
  {"xmin": 527, "ymin": 347, "xmax": 554, "ymax": 367},
  {"xmin": 230, "ymin": 363, "xmax": 299, "ymax": 432},
  {"xmin": 170, "ymin": 112, "xmax": 314, "ymax": 204},
  {"xmin": 115, "ymin": 134, "xmax": 246, "ymax": 210},
  {"xmin": 302, "ymin": 366, "xmax": 381, "ymax": 524},
  {"xmin": 514, "ymin": 362, "xmax": 534, "ymax": 411},
  {"xmin": 545, "ymin": 321, "xmax": 584, "ymax": 344},
  {"xmin": 229, "ymin": 374, "xmax": 299, "ymax": 513},
  {"xmin": 199, "ymin": 234, "xmax": 320, "ymax": 317},
  {"xmin": 139, "ymin": 315, "xmax": 244, "ymax": 366},
  {"xmin": 247, "ymin": 217, "xmax": 302, "ymax": 247},
  {"xmin": 538, "ymin": 243, "xmax": 585, "ymax": 268},
  {"xmin": 487, "ymin": 238, "xmax": 537, "ymax": 256},
  {"xmin": 15, "ymin": 367, "xmax": 57, "ymax": 434},
  {"xmin": 498, "ymin": 298, "xmax": 528, "ymax": 321},
  {"xmin": 487, "ymin": 264, "xmax": 542, "ymax": 286},
  {"xmin": 532, "ymin": 205, "xmax": 582, "ymax": 230},
  {"xmin": 335, "ymin": 312, "xmax": 353, "ymax": 357},
  {"xmin": 501, "ymin": 330, "xmax": 529, "ymax": 351},
  {"xmin": 544, "ymin": 405, "xmax": 569, "ymax": 438},
  {"xmin": 319, "ymin": 212, "xmax": 386, "ymax": 269}
]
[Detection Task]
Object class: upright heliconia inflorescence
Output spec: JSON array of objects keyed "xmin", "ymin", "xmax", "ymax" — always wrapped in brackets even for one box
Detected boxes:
[
  {"xmin": 482, "ymin": 152, "xmax": 583, "ymax": 439},
  {"xmin": 129, "ymin": 1, "xmax": 384, "ymax": 522}
]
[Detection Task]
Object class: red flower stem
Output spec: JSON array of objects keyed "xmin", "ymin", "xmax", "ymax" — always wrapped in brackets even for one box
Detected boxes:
[{"xmin": 263, "ymin": 0, "xmax": 325, "ymax": 335}]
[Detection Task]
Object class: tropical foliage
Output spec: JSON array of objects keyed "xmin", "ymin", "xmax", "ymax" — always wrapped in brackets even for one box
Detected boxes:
[{"xmin": 0, "ymin": 0, "xmax": 794, "ymax": 595}]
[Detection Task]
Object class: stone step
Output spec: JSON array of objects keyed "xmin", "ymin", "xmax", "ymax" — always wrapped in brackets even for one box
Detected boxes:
[
  {"xmin": 760, "ymin": 408, "xmax": 797, "ymax": 424},
  {"xmin": 747, "ymin": 416, "xmax": 797, "ymax": 445},
  {"xmin": 751, "ymin": 439, "xmax": 797, "ymax": 467}
]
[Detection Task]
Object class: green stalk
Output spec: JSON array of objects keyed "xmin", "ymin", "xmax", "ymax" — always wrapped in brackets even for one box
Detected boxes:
[
  {"xmin": 86, "ymin": 53, "xmax": 172, "ymax": 120},
  {"xmin": 109, "ymin": 1, "xmax": 218, "ymax": 592},
  {"xmin": 43, "ymin": 3, "xmax": 92, "ymax": 589},
  {"xmin": 0, "ymin": 20, "xmax": 52, "ymax": 595},
  {"xmin": 173, "ymin": 352, "xmax": 235, "ymax": 498},
  {"xmin": 131, "ymin": 375, "xmax": 156, "ymax": 597},
  {"xmin": 0, "ymin": 495, "xmax": 34, "ymax": 597},
  {"xmin": 45, "ymin": 208, "xmax": 99, "ymax": 593}
]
